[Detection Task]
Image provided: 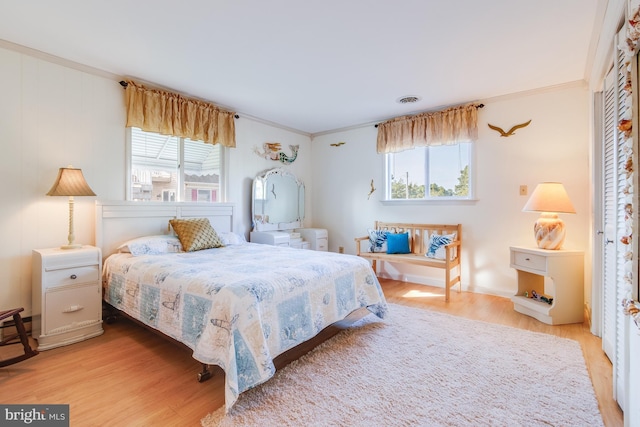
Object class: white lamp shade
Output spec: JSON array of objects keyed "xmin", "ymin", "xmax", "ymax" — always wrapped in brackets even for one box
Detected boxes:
[
  {"xmin": 522, "ymin": 182, "xmax": 575, "ymax": 214},
  {"xmin": 523, "ymin": 182, "xmax": 575, "ymax": 250}
]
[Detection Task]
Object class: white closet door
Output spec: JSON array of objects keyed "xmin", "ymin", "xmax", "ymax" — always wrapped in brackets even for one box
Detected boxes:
[
  {"xmin": 602, "ymin": 65, "xmax": 617, "ymax": 364},
  {"xmin": 600, "ymin": 30, "xmax": 628, "ymax": 410}
]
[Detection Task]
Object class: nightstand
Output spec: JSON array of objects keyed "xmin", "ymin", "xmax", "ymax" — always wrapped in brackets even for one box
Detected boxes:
[
  {"xmin": 510, "ymin": 246, "xmax": 584, "ymax": 325},
  {"xmin": 32, "ymin": 246, "xmax": 103, "ymax": 350}
]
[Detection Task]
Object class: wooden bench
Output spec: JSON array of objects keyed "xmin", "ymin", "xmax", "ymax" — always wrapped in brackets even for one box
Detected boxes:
[{"xmin": 355, "ymin": 222, "xmax": 462, "ymax": 301}]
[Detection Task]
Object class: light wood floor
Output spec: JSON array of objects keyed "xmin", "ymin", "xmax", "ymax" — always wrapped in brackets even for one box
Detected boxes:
[{"xmin": 0, "ymin": 280, "xmax": 623, "ymax": 426}]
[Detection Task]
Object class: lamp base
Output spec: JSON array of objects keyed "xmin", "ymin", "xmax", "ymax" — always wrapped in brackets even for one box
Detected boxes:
[
  {"xmin": 533, "ymin": 213, "xmax": 566, "ymax": 250},
  {"xmin": 60, "ymin": 244, "xmax": 83, "ymax": 250}
]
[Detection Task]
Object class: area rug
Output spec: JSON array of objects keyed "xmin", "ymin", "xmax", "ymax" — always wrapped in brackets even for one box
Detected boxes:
[{"xmin": 201, "ymin": 303, "xmax": 603, "ymax": 427}]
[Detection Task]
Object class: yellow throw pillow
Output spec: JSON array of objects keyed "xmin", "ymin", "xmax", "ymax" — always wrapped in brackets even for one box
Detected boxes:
[{"xmin": 169, "ymin": 218, "xmax": 224, "ymax": 252}]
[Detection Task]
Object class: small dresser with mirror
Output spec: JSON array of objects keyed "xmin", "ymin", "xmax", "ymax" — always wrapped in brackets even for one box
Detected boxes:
[{"xmin": 250, "ymin": 168, "xmax": 327, "ymax": 251}]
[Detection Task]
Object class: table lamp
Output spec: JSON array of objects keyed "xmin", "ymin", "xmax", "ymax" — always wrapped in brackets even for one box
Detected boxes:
[
  {"xmin": 522, "ymin": 182, "xmax": 576, "ymax": 250},
  {"xmin": 46, "ymin": 166, "xmax": 96, "ymax": 249}
]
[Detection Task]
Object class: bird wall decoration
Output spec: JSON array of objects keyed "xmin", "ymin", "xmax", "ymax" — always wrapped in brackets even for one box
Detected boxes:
[
  {"xmin": 487, "ymin": 120, "xmax": 532, "ymax": 137},
  {"xmin": 330, "ymin": 141, "xmax": 346, "ymax": 147}
]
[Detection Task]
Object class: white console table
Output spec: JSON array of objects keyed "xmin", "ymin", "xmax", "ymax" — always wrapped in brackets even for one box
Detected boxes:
[{"xmin": 509, "ymin": 246, "xmax": 584, "ymax": 325}]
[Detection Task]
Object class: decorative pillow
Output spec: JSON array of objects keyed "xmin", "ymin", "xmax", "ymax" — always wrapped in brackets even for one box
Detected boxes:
[
  {"xmin": 218, "ymin": 231, "xmax": 247, "ymax": 246},
  {"xmin": 386, "ymin": 232, "xmax": 410, "ymax": 254},
  {"xmin": 367, "ymin": 228, "xmax": 388, "ymax": 253},
  {"xmin": 117, "ymin": 235, "xmax": 183, "ymax": 256},
  {"xmin": 425, "ymin": 233, "xmax": 457, "ymax": 260},
  {"xmin": 169, "ymin": 218, "xmax": 224, "ymax": 252}
]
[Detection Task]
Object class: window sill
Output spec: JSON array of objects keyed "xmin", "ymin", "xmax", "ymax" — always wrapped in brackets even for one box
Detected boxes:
[{"xmin": 380, "ymin": 198, "xmax": 478, "ymax": 206}]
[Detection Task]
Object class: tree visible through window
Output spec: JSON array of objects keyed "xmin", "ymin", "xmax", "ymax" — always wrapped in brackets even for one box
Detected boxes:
[{"xmin": 386, "ymin": 143, "xmax": 472, "ymax": 200}]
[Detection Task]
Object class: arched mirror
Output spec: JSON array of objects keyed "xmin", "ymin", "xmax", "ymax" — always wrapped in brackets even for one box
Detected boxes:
[{"xmin": 252, "ymin": 168, "xmax": 305, "ymax": 231}]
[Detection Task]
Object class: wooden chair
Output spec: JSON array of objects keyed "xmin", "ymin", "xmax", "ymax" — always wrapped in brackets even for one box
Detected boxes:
[{"xmin": 0, "ymin": 307, "xmax": 39, "ymax": 367}]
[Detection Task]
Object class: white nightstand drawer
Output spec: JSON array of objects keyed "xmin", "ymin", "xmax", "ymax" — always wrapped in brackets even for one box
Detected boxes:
[
  {"xmin": 44, "ymin": 284, "xmax": 101, "ymax": 335},
  {"xmin": 315, "ymin": 238, "xmax": 328, "ymax": 251},
  {"xmin": 512, "ymin": 251, "xmax": 547, "ymax": 272},
  {"xmin": 43, "ymin": 265, "xmax": 100, "ymax": 289}
]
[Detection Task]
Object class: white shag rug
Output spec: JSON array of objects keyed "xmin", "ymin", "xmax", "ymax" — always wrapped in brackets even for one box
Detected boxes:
[{"xmin": 201, "ymin": 303, "xmax": 603, "ymax": 427}]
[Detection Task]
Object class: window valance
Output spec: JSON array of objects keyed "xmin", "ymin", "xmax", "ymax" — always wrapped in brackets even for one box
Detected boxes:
[
  {"xmin": 376, "ymin": 103, "xmax": 479, "ymax": 154},
  {"xmin": 123, "ymin": 80, "xmax": 236, "ymax": 148}
]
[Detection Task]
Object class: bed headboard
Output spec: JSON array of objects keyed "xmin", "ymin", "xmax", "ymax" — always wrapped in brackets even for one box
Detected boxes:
[{"xmin": 95, "ymin": 201, "xmax": 235, "ymax": 258}]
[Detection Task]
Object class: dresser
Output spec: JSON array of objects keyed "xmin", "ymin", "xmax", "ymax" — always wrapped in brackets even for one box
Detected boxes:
[
  {"xmin": 32, "ymin": 246, "xmax": 103, "ymax": 350},
  {"xmin": 250, "ymin": 228, "xmax": 327, "ymax": 251}
]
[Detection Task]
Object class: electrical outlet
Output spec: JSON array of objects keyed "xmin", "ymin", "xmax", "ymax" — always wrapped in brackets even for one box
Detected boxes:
[
  {"xmin": 338, "ymin": 246, "xmax": 344, "ymax": 254},
  {"xmin": 519, "ymin": 185, "xmax": 527, "ymax": 196}
]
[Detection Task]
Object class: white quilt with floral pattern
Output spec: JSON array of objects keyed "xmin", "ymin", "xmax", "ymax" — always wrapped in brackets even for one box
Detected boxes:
[{"xmin": 102, "ymin": 242, "xmax": 388, "ymax": 411}]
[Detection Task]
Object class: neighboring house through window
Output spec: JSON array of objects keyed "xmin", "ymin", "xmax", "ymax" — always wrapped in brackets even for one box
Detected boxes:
[{"xmin": 127, "ymin": 127, "xmax": 224, "ymax": 202}]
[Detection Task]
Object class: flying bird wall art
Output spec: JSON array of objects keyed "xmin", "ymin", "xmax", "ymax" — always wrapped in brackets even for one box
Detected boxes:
[
  {"xmin": 487, "ymin": 120, "xmax": 532, "ymax": 137},
  {"xmin": 330, "ymin": 141, "xmax": 346, "ymax": 147}
]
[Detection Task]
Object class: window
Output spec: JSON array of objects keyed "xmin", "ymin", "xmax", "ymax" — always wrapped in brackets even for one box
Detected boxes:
[
  {"xmin": 128, "ymin": 127, "xmax": 224, "ymax": 202},
  {"xmin": 385, "ymin": 142, "xmax": 473, "ymax": 200}
]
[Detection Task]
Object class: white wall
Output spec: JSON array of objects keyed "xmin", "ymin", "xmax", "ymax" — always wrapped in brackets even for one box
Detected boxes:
[
  {"xmin": 0, "ymin": 44, "xmax": 311, "ymax": 316},
  {"xmin": 310, "ymin": 84, "xmax": 591, "ymax": 301},
  {"xmin": 0, "ymin": 38, "xmax": 593, "ymax": 318}
]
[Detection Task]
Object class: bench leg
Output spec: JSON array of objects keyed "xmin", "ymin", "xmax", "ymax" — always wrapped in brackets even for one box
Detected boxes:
[
  {"xmin": 445, "ymin": 268, "xmax": 451, "ymax": 302},
  {"xmin": 371, "ymin": 259, "xmax": 377, "ymax": 274}
]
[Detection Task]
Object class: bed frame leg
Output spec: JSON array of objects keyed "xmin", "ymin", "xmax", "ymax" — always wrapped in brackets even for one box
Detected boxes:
[{"xmin": 197, "ymin": 364, "xmax": 212, "ymax": 382}]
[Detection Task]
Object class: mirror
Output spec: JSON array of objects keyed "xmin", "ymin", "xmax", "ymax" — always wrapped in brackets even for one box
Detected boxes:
[{"xmin": 252, "ymin": 168, "xmax": 305, "ymax": 231}]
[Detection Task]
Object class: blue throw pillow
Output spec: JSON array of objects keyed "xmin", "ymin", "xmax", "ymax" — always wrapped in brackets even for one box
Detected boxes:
[{"xmin": 387, "ymin": 232, "xmax": 410, "ymax": 254}]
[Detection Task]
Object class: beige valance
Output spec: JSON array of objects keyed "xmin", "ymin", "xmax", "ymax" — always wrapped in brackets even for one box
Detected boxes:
[
  {"xmin": 124, "ymin": 80, "xmax": 236, "ymax": 148},
  {"xmin": 376, "ymin": 104, "xmax": 479, "ymax": 154}
]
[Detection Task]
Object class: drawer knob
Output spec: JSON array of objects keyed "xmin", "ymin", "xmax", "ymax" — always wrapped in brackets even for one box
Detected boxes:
[
  {"xmin": 525, "ymin": 258, "xmax": 531, "ymax": 261},
  {"xmin": 70, "ymin": 274, "xmax": 77, "ymax": 280}
]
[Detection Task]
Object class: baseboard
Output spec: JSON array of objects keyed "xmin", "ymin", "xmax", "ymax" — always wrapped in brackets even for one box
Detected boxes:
[{"xmin": 376, "ymin": 271, "xmax": 513, "ymax": 299}]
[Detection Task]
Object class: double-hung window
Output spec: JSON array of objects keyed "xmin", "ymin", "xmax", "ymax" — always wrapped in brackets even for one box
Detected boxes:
[
  {"xmin": 127, "ymin": 127, "xmax": 225, "ymax": 202},
  {"xmin": 385, "ymin": 142, "xmax": 473, "ymax": 200}
]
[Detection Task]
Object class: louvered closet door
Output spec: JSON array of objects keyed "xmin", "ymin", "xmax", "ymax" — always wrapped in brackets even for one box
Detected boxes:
[
  {"xmin": 602, "ymin": 65, "xmax": 616, "ymax": 365},
  {"xmin": 600, "ymin": 30, "xmax": 627, "ymax": 410}
]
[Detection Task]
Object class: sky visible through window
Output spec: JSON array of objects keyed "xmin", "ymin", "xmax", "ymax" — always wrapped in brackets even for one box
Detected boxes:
[{"xmin": 392, "ymin": 144, "xmax": 469, "ymax": 192}]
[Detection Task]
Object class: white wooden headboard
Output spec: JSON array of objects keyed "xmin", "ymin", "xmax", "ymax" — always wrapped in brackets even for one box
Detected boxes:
[{"xmin": 95, "ymin": 201, "xmax": 235, "ymax": 257}]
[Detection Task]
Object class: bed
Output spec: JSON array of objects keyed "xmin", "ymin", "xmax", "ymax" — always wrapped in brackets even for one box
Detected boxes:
[{"xmin": 96, "ymin": 201, "xmax": 388, "ymax": 412}]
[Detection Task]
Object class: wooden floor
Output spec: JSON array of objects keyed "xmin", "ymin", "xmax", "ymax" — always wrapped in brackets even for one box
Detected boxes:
[{"xmin": 0, "ymin": 280, "xmax": 623, "ymax": 426}]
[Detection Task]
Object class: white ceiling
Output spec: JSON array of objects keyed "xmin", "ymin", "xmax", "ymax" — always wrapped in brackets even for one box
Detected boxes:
[{"xmin": 0, "ymin": 0, "xmax": 603, "ymax": 135}]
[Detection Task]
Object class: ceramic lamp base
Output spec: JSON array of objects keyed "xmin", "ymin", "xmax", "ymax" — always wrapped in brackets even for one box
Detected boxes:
[{"xmin": 533, "ymin": 213, "xmax": 565, "ymax": 250}]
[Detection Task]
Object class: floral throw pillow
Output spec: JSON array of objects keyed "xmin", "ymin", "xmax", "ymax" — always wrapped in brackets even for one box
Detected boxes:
[
  {"xmin": 367, "ymin": 228, "xmax": 388, "ymax": 253},
  {"xmin": 426, "ymin": 233, "xmax": 457, "ymax": 260}
]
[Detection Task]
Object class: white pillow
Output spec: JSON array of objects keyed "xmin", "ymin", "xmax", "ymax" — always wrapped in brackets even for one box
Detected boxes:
[
  {"xmin": 425, "ymin": 233, "xmax": 457, "ymax": 260},
  {"xmin": 367, "ymin": 228, "xmax": 388, "ymax": 253},
  {"xmin": 218, "ymin": 231, "xmax": 247, "ymax": 246},
  {"xmin": 117, "ymin": 235, "xmax": 183, "ymax": 256}
]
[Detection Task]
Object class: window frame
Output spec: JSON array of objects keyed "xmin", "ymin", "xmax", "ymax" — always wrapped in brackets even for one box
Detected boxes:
[
  {"xmin": 125, "ymin": 127, "xmax": 228, "ymax": 202},
  {"xmin": 383, "ymin": 142, "xmax": 477, "ymax": 204}
]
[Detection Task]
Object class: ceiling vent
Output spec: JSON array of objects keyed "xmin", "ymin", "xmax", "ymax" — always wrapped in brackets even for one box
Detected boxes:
[{"xmin": 396, "ymin": 95, "xmax": 421, "ymax": 104}]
